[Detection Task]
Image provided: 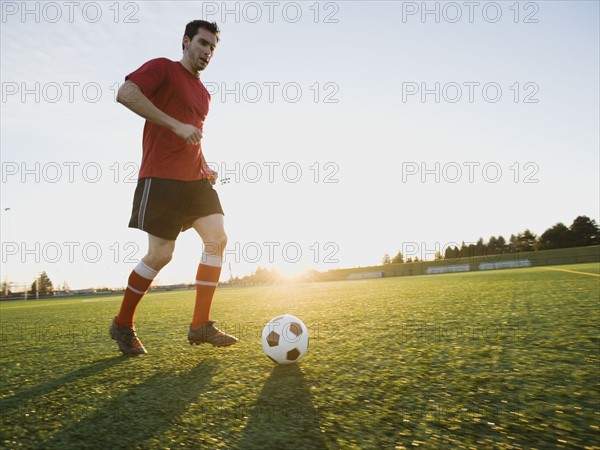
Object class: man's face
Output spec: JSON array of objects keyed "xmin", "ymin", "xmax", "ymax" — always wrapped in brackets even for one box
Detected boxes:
[{"xmin": 183, "ymin": 28, "xmax": 218, "ymax": 72}]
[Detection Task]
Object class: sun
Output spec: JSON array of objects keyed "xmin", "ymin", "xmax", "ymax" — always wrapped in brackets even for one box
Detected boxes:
[{"xmin": 271, "ymin": 264, "xmax": 315, "ymax": 282}]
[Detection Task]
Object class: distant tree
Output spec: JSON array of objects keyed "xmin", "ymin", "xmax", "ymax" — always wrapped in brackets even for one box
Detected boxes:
[
  {"xmin": 475, "ymin": 237, "xmax": 485, "ymax": 257},
  {"xmin": 382, "ymin": 254, "xmax": 391, "ymax": 265},
  {"xmin": 460, "ymin": 241, "xmax": 469, "ymax": 258},
  {"xmin": 484, "ymin": 236, "xmax": 501, "ymax": 258},
  {"xmin": 414, "ymin": 256, "xmax": 420, "ymax": 263},
  {"xmin": 406, "ymin": 257, "xmax": 413, "ymax": 263},
  {"xmin": 508, "ymin": 234, "xmax": 518, "ymax": 252},
  {"xmin": 539, "ymin": 222, "xmax": 572, "ymax": 249},
  {"xmin": 445, "ymin": 245, "xmax": 460, "ymax": 260},
  {"xmin": 391, "ymin": 251, "xmax": 404, "ymax": 264},
  {"xmin": 516, "ymin": 229, "xmax": 537, "ymax": 251},
  {"xmin": 254, "ymin": 267, "xmax": 272, "ymax": 283},
  {"xmin": 30, "ymin": 272, "xmax": 54, "ymax": 296},
  {"xmin": 433, "ymin": 251, "xmax": 441, "ymax": 261},
  {"xmin": 570, "ymin": 215, "xmax": 600, "ymax": 247},
  {"xmin": 444, "ymin": 246, "xmax": 455, "ymax": 260},
  {"xmin": 2, "ymin": 282, "xmax": 11, "ymax": 297},
  {"xmin": 496, "ymin": 235, "xmax": 506, "ymax": 252}
]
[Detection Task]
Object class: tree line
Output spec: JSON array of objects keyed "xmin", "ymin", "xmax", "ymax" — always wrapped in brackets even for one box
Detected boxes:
[
  {"xmin": 2, "ymin": 272, "xmax": 56, "ymax": 298},
  {"xmin": 383, "ymin": 215, "xmax": 600, "ymax": 264}
]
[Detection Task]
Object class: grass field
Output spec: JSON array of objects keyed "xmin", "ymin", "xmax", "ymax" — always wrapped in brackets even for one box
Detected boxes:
[{"xmin": 1, "ymin": 263, "xmax": 599, "ymax": 449}]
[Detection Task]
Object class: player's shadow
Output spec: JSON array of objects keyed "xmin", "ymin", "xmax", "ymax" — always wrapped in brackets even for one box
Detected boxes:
[
  {"xmin": 237, "ymin": 364, "xmax": 327, "ymax": 450},
  {"xmin": 38, "ymin": 360, "xmax": 217, "ymax": 449},
  {"xmin": 1, "ymin": 356, "xmax": 124, "ymax": 416}
]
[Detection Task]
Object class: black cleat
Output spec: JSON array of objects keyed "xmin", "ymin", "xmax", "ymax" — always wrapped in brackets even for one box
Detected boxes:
[
  {"xmin": 109, "ymin": 317, "xmax": 147, "ymax": 355},
  {"xmin": 188, "ymin": 320, "xmax": 238, "ymax": 347}
]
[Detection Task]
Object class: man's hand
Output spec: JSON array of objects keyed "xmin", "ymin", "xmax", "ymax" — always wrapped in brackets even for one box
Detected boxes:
[
  {"xmin": 207, "ymin": 169, "xmax": 218, "ymax": 185},
  {"xmin": 173, "ymin": 123, "xmax": 203, "ymax": 145}
]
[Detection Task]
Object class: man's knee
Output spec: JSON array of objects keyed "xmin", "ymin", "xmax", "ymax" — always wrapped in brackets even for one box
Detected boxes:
[
  {"xmin": 217, "ymin": 231, "xmax": 228, "ymax": 247},
  {"xmin": 156, "ymin": 251, "xmax": 174, "ymax": 268},
  {"xmin": 204, "ymin": 230, "xmax": 227, "ymax": 254},
  {"xmin": 145, "ymin": 246, "xmax": 174, "ymax": 270}
]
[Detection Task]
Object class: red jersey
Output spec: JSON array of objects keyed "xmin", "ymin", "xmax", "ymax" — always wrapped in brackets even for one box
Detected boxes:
[{"xmin": 126, "ymin": 58, "xmax": 211, "ymax": 181}]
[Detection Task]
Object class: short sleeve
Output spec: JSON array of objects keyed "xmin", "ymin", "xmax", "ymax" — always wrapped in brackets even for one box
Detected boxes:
[{"xmin": 125, "ymin": 58, "xmax": 170, "ymax": 97}]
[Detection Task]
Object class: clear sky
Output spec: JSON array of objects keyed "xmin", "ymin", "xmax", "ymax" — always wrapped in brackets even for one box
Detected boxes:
[{"xmin": 1, "ymin": 1, "xmax": 599, "ymax": 290}]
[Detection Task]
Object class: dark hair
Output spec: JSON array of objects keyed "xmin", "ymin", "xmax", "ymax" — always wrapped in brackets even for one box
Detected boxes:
[{"xmin": 182, "ymin": 20, "xmax": 220, "ymax": 50}]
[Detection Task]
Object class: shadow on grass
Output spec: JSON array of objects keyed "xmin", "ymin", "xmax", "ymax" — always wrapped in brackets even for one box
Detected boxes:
[
  {"xmin": 237, "ymin": 364, "xmax": 327, "ymax": 450},
  {"xmin": 35, "ymin": 360, "xmax": 217, "ymax": 449},
  {"xmin": 1, "ymin": 356, "xmax": 125, "ymax": 416}
]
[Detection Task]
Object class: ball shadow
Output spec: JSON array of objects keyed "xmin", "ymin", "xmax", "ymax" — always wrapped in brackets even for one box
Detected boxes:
[{"xmin": 237, "ymin": 364, "xmax": 327, "ymax": 450}]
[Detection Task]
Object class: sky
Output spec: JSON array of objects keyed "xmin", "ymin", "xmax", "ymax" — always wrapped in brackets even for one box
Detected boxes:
[{"xmin": 1, "ymin": 1, "xmax": 599, "ymax": 290}]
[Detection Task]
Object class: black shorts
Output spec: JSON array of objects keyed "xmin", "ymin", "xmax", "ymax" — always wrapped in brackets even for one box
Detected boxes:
[{"xmin": 128, "ymin": 177, "xmax": 224, "ymax": 240}]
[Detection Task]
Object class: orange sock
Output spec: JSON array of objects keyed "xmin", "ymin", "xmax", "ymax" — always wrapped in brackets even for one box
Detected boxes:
[
  {"xmin": 116, "ymin": 261, "xmax": 158, "ymax": 327},
  {"xmin": 191, "ymin": 253, "xmax": 222, "ymax": 328}
]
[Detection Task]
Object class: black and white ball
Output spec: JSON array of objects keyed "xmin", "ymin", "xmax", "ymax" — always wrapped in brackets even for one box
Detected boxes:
[{"xmin": 262, "ymin": 314, "xmax": 309, "ymax": 364}]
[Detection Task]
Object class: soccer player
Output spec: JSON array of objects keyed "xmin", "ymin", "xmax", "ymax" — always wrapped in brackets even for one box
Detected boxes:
[{"xmin": 109, "ymin": 20, "xmax": 238, "ymax": 355}]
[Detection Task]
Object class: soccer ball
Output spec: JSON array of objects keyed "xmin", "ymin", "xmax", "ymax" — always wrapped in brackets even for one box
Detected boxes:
[{"xmin": 262, "ymin": 314, "xmax": 309, "ymax": 364}]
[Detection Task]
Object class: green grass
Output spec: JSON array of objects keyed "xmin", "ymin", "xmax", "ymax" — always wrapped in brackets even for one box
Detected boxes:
[{"xmin": 1, "ymin": 263, "xmax": 599, "ymax": 449}]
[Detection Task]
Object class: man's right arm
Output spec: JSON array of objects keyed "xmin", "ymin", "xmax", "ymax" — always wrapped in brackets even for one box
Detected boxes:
[{"xmin": 116, "ymin": 80, "xmax": 202, "ymax": 145}]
